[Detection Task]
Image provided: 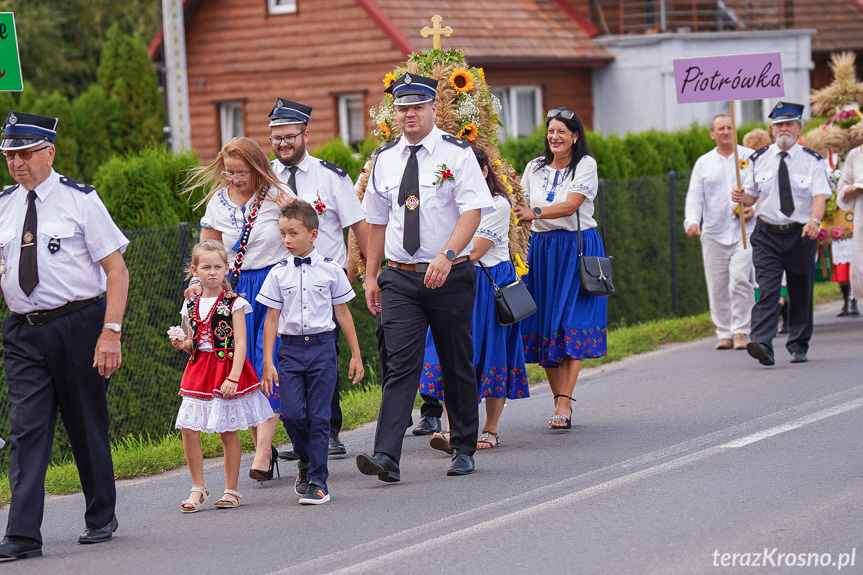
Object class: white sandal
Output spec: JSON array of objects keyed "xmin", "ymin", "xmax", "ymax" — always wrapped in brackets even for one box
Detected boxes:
[
  {"xmin": 180, "ymin": 485, "xmax": 209, "ymax": 513},
  {"xmin": 214, "ymin": 489, "xmax": 242, "ymax": 509}
]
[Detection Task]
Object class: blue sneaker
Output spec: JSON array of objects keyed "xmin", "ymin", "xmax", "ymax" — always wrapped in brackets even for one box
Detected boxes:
[{"xmin": 299, "ymin": 482, "xmax": 329, "ymax": 505}]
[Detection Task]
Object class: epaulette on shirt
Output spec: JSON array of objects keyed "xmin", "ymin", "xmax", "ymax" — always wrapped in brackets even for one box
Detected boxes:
[
  {"xmin": 442, "ymin": 134, "xmax": 470, "ymax": 148},
  {"xmin": 319, "ymin": 160, "xmax": 349, "ymax": 178},
  {"xmin": 374, "ymin": 140, "xmax": 398, "ymax": 156},
  {"xmin": 59, "ymin": 176, "xmax": 95, "ymax": 193},
  {"xmin": 748, "ymin": 145, "xmax": 770, "ymax": 162},
  {"xmin": 0, "ymin": 183, "xmax": 19, "ymax": 199},
  {"xmin": 801, "ymin": 146, "xmax": 822, "ymax": 160},
  {"xmin": 323, "ymin": 257, "xmax": 334, "ymax": 262},
  {"xmin": 277, "ymin": 259, "xmax": 289, "ymax": 267}
]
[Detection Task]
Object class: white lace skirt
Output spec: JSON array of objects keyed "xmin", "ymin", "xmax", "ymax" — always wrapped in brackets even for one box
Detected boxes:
[{"xmin": 175, "ymin": 391, "xmax": 275, "ymax": 433}]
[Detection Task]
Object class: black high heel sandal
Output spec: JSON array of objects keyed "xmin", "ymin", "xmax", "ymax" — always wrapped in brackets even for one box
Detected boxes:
[
  {"xmin": 249, "ymin": 446, "xmax": 280, "ymax": 482},
  {"xmin": 548, "ymin": 394, "xmax": 575, "ymax": 430}
]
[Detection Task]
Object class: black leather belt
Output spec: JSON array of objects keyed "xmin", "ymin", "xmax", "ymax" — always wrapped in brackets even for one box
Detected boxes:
[
  {"xmin": 757, "ymin": 218, "xmax": 803, "ymax": 232},
  {"xmin": 15, "ymin": 295, "xmax": 103, "ymax": 326}
]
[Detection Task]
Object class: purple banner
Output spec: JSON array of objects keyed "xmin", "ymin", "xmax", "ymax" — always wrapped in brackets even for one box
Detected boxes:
[{"xmin": 673, "ymin": 52, "xmax": 785, "ymax": 104}]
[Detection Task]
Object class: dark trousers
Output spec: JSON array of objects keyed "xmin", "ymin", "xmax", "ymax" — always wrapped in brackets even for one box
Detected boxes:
[
  {"xmin": 330, "ymin": 316, "xmax": 342, "ymax": 438},
  {"xmin": 375, "ymin": 261, "xmax": 478, "ymax": 461},
  {"xmin": 420, "ymin": 394, "xmax": 443, "ymax": 419},
  {"xmin": 2, "ymin": 300, "xmax": 115, "ymax": 543},
  {"xmin": 278, "ymin": 331, "xmax": 338, "ymax": 486},
  {"xmin": 750, "ymin": 220, "xmax": 818, "ymax": 356}
]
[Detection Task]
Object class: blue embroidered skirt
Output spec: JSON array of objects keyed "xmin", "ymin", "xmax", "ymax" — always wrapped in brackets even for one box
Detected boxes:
[
  {"xmin": 418, "ymin": 261, "xmax": 529, "ymax": 402},
  {"xmin": 238, "ymin": 265, "xmax": 281, "ymax": 412},
  {"xmin": 521, "ymin": 229, "xmax": 608, "ymax": 367}
]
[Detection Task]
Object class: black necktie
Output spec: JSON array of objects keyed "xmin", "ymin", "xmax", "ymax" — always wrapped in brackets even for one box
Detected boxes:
[
  {"xmin": 399, "ymin": 145, "xmax": 421, "ymax": 255},
  {"xmin": 293, "ymin": 256, "xmax": 311, "ymax": 267},
  {"xmin": 778, "ymin": 152, "xmax": 795, "ymax": 217},
  {"xmin": 19, "ymin": 190, "xmax": 39, "ymax": 296},
  {"xmin": 287, "ymin": 166, "xmax": 299, "ymax": 195}
]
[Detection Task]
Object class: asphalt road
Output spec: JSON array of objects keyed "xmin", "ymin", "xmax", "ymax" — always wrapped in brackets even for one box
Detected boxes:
[{"xmin": 2, "ymin": 301, "xmax": 862, "ymax": 574}]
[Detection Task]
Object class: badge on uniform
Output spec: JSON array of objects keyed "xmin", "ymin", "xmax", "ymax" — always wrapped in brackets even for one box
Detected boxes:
[
  {"xmin": 48, "ymin": 237, "xmax": 61, "ymax": 254},
  {"xmin": 21, "ymin": 231, "xmax": 34, "ymax": 247},
  {"xmin": 406, "ymin": 195, "xmax": 420, "ymax": 211}
]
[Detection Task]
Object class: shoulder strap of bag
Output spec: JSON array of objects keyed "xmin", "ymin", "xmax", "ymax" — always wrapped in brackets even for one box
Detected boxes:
[
  {"xmin": 576, "ymin": 184, "xmax": 609, "ymax": 257},
  {"xmin": 478, "ymin": 261, "xmax": 502, "ymax": 291}
]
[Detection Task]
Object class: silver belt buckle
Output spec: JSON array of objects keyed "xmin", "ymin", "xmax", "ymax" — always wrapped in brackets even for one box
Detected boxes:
[
  {"xmin": 24, "ymin": 312, "xmax": 40, "ymax": 325},
  {"xmin": 415, "ymin": 263, "xmax": 429, "ymax": 273}
]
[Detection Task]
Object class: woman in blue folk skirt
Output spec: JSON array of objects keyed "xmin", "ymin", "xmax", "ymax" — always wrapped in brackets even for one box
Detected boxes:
[
  {"xmin": 418, "ymin": 146, "xmax": 528, "ymax": 450},
  {"xmin": 513, "ymin": 108, "xmax": 608, "ymax": 430}
]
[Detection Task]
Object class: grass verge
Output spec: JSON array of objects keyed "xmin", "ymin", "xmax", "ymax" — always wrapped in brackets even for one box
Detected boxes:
[{"xmin": 0, "ymin": 282, "xmax": 841, "ymax": 506}]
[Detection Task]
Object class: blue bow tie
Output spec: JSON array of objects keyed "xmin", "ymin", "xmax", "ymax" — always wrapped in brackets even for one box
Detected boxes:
[{"xmin": 294, "ymin": 256, "xmax": 312, "ymax": 267}]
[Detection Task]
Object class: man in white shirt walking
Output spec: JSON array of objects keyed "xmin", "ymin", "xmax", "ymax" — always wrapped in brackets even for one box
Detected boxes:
[{"xmin": 685, "ymin": 114, "xmax": 755, "ymax": 350}]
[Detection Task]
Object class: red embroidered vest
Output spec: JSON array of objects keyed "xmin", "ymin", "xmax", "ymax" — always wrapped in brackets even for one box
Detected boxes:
[{"xmin": 187, "ymin": 291, "xmax": 238, "ymax": 363}]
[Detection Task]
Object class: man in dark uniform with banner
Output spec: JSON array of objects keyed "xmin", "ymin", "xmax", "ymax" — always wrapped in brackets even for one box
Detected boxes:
[
  {"xmin": 732, "ymin": 102, "xmax": 831, "ymax": 366},
  {"xmin": 0, "ymin": 111, "xmax": 129, "ymax": 560},
  {"xmin": 356, "ymin": 73, "xmax": 492, "ymax": 480}
]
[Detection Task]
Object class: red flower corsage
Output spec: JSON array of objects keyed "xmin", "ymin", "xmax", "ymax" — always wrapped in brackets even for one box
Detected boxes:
[{"xmin": 314, "ymin": 193, "xmax": 327, "ymax": 215}]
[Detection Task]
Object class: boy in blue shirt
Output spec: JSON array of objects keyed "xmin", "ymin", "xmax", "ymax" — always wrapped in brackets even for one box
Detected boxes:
[{"xmin": 258, "ymin": 201, "xmax": 364, "ymax": 504}]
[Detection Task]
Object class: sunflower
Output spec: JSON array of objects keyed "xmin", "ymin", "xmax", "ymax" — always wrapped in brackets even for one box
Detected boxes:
[
  {"xmin": 382, "ymin": 72, "xmax": 398, "ymax": 89},
  {"xmin": 739, "ymin": 158, "xmax": 748, "ymax": 170},
  {"xmin": 476, "ymin": 67, "xmax": 486, "ymax": 85},
  {"xmin": 457, "ymin": 123, "xmax": 478, "ymax": 142},
  {"xmin": 378, "ymin": 122, "xmax": 391, "ymax": 138},
  {"xmin": 449, "ymin": 68, "xmax": 474, "ymax": 94}
]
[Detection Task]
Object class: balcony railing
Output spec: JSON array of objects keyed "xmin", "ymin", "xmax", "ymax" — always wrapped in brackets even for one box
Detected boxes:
[{"xmin": 596, "ymin": 0, "xmax": 794, "ymax": 34}]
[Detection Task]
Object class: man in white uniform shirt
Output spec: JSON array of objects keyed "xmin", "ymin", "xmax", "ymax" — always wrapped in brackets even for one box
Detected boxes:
[
  {"xmin": 732, "ymin": 102, "xmax": 831, "ymax": 366},
  {"xmin": 0, "ymin": 111, "xmax": 129, "ymax": 559},
  {"xmin": 357, "ymin": 73, "xmax": 493, "ymax": 480},
  {"xmin": 685, "ymin": 114, "xmax": 755, "ymax": 350},
  {"xmin": 268, "ymin": 98, "xmax": 368, "ymax": 458}
]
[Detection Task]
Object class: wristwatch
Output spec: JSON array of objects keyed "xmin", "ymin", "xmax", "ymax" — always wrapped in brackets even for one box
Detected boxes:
[
  {"xmin": 103, "ymin": 323, "xmax": 122, "ymax": 333},
  {"xmin": 443, "ymin": 249, "xmax": 456, "ymax": 262},
  {"xmin": 533, "ymin": 207, "xmax": 542, "ymax": 220},
  {"xmin": 810, "ymin": 217, "xmax": 821, "ymax": 225}
]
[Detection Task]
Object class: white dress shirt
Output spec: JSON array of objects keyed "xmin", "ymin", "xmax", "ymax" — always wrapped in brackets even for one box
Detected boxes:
[
  {"xmin": 685, "ymin": 145, "xmax": 754, "ymax": 244},
  {"xmin": 743, "ymin": 143, "xmax": 832, "ymax": 225},
  {"xmin": 521, "ymin": 155, "xmax": 599, "ymax": 232},
  {"xmin": 475, "ymin": 195, "xmax": 511, "ymax": 267},
  {"xmin": 0, "ymin": 169, "xmax": 129, "ymax": 314},
  {"xmin": 255, "ymin": 248, "xmax": 354, "ymax": 336},
  {"xmin": 271, "ymin": 153, "xmax": 365, "ymax": 268},
  {"xmin": 200, "ymin": 187, "xmax": 289, "ymax": 271},
  {"xmin": 363, "ymin": 126, "xmax": 494, "ymax": 264}
]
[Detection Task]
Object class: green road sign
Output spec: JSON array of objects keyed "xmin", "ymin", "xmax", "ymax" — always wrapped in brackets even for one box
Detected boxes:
[{"xmin": 0, "ymin": 13, "xmax": 22, "ymax": 92}]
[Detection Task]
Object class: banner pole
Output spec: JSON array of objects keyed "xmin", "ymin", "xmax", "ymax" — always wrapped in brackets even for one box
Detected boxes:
[{"xmin": 729, "ymin": 100, "xmax": 747, "ymax": 249}]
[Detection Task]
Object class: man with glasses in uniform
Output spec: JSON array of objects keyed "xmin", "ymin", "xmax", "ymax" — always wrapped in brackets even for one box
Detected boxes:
[
  {"xmin": 0, "ymin": 111, "xmax": 129, "ymax": 560},
  {"xmin": 267, "ymin": 99, "xmax": 368, "ymax": 465}
]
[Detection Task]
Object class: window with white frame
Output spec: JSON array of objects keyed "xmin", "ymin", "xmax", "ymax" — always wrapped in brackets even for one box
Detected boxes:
[
  {"xmin": 219, "ymin": 101, "xmax": 244, "ymax": 145},
  {"xmin": 338, "ymin": 93, "xmax": 366, "ymax": 146},
  {"xmin": 268, "ymin": 0, "xmax": 297, "ymax": 15},
  {"xmin": 492, "ymin": 86, "xmax": 543, "ymax": 141}
]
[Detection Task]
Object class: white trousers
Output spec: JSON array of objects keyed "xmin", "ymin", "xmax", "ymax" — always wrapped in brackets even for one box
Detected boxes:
[
  {"xmin": 851, "ymin": 250, "xmax": 863, "ymax": 301},
  {"xmin": 701, "ymin": 234, "xmax": 755, "ymax": 339}
]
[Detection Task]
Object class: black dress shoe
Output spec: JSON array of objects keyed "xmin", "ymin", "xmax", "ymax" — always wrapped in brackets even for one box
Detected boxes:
[
  {"xmin": 356, "ymin": 452, "xmax": 400, "ymax": 482},
  {"xmin": 447, "ymin": 450, "xmax": 475, "ymax": 476},
  {"xmin": 0, "ymin": 536, "xmax": 42, "ymax": 560},
  {"xmin": 412, "ymin": 416, "xmax": 441, "ymax": 436},
  {"xmin": 78, "ymin": 515, "xmax": 118, "ymax": 544},
  {"xmin": 328, "ymin": 436, "xmax": 347, "ymax": 457},
  {"xmin": 790, "ymin": 352, "xmax": 808, "ymax": 363},
  {"xmin": 746, "ymin": 341, "xmax": 775, "ymax": 366},
  {"xmin": 279, "ymin": 449, "xmax": 299, "ymax": 460}
]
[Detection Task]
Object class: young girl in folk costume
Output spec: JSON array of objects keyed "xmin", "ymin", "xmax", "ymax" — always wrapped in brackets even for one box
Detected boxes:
[{"xmin": 170, "ymin": 240, "xmax": 274, "ymax": 512}]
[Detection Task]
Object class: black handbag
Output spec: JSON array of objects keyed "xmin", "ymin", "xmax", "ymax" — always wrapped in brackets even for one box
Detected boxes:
[
  {"xmin": 577, "ymin": 208, "xmax": 615, "ymax": 296},
  {"xmin": 479, "ymin": 262, "xmax": 537, "ymax": 326}
]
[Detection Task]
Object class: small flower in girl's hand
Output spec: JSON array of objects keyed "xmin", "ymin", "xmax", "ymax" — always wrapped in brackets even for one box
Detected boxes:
[{"xmin": 167, "ymin": 326, "xmax": 187, "ymax": 341}]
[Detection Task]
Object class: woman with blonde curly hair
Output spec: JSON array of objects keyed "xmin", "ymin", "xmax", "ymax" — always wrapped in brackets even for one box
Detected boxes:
[{"xmin": 184, "ymin": 137, "xmax": 294, "ymax": 481}]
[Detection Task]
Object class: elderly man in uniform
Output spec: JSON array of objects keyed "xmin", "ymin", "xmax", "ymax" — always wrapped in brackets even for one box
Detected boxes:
[
  {"xmin": 267, "ymin": 99, "xmax": 368, "ymax": 460},
  {"xmin": 356, "ymin": 73, "xmax": 492, "ymax": 480},
  {"xmin": 732, "ymin": 102, "xmax": 831, "ymax": 366},
  {"xmin": 685, "ymin": 113, "xmax": 755, "ymax": 351},
  {"xmin": 0, "ymin": 112, "xmax": 129, "ymax": 560}
]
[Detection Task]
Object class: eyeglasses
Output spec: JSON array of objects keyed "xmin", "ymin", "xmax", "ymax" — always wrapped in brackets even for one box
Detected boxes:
[
  {"xmin": 547, "ymin": 108, "xmax": 576, "ymax": 120},
  {"xmin": 221, "ymin": 170, "xmax": 250, "ymax": 181},
  {"xmin": 269, "ymin": 133, "xmax": 304, "ymax": 145},
  {"xmin": 2, "ymin": 146, "xmax": 51, "ymax": 161}
]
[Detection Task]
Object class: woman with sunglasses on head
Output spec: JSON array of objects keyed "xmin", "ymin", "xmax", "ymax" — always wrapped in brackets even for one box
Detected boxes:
[
  {"xmin": 184, "ymin": 137, "xmax": 295, "ymax": 479},
  {"xmin": 513, "ymin": 108, "xmax": 608, "ymax": 430}
]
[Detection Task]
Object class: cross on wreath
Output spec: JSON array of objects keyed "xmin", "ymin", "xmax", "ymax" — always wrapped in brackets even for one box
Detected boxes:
[{"xmin": 420, "ymin": 14, "xmax": 453, "ymax": 50}]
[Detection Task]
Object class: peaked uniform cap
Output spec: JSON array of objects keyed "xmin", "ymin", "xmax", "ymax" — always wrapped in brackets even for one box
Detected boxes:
[
  {"xmin": 1, "ymin": 111, "xmax": 58, "ymax": 151},
  {"xmin": 268, "ymin": 98, "xmax": 312, "ymax": 126},
  {"xmin": 768, "ymin": 102, "xmax": 804, "ymax": 124},
  {"xmin": 385, "ymin": 73, "xmax": 438, "ymax": 106}
]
